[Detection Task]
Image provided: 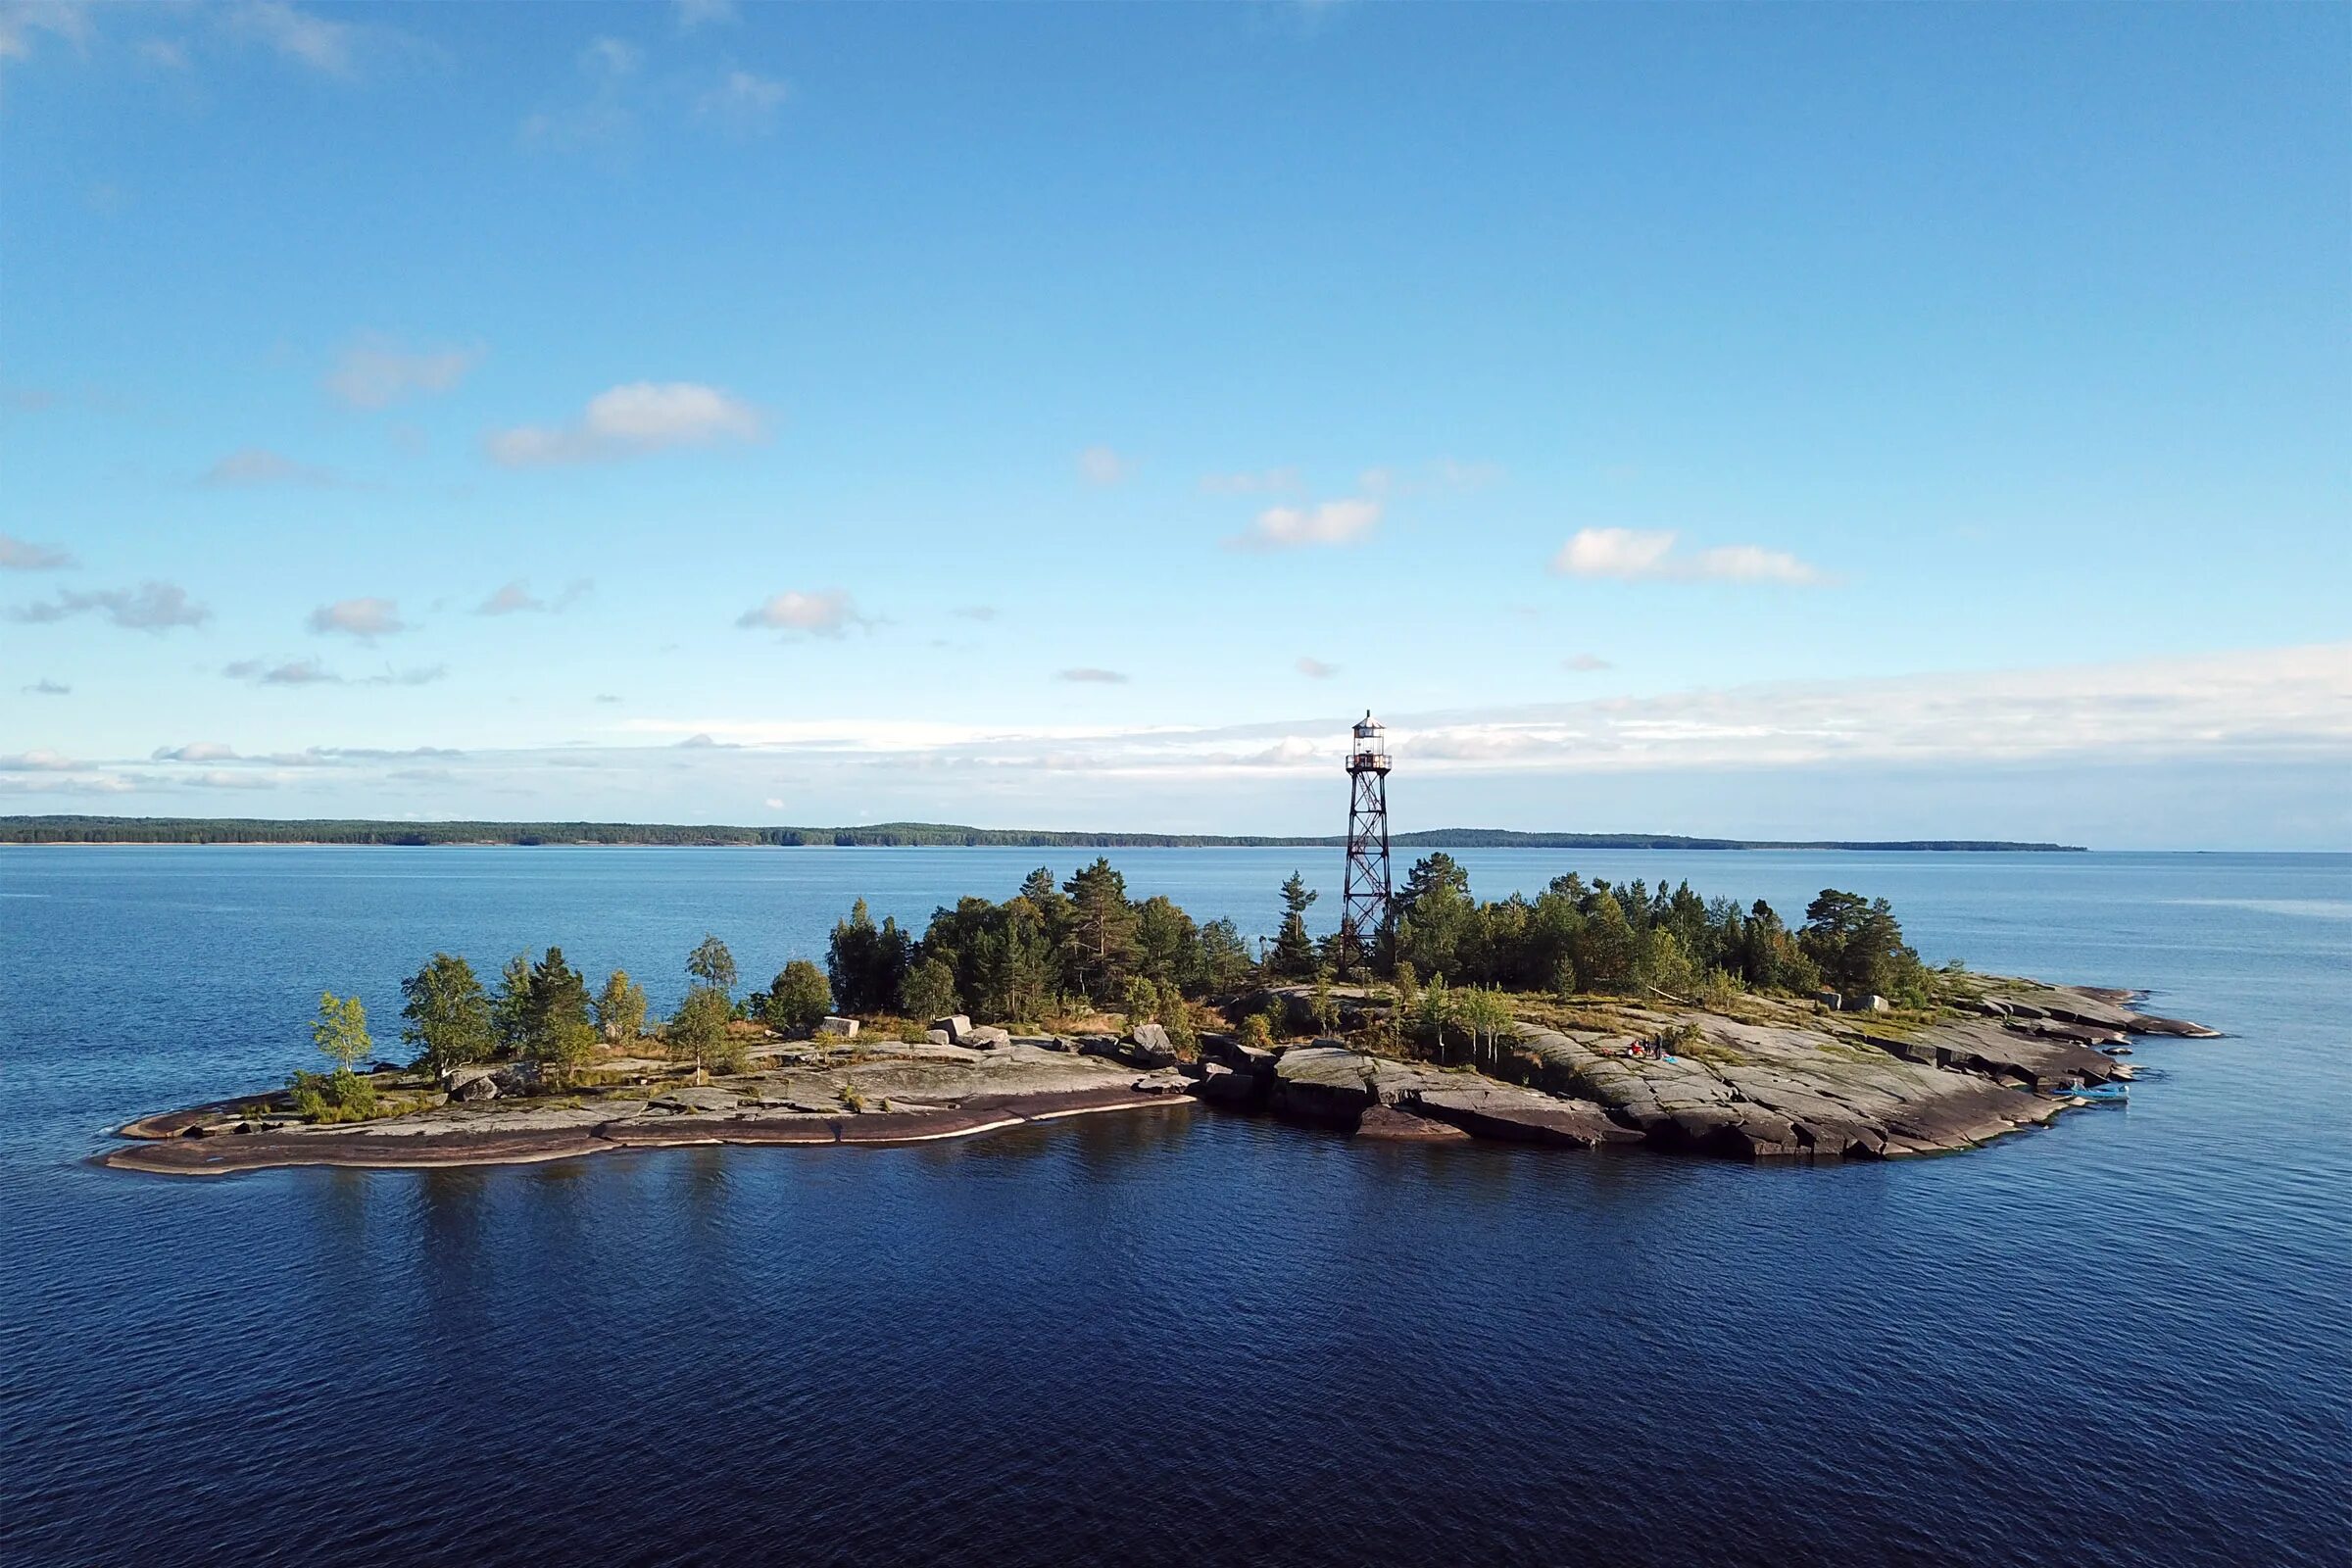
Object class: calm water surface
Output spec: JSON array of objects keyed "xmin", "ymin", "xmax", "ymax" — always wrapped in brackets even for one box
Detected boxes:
[{"xmin": 2, "ymin": 847, "xmax": 2347, "ymax": 1567}]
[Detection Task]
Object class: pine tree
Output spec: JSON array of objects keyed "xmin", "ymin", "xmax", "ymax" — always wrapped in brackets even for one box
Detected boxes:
[{"xmin": 1269, "ymin": 871, "xmax": 1319, "ymax": 980}]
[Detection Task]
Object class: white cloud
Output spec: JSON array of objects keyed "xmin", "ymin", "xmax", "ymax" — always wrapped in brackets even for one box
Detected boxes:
[
  {"xmin": 699, "ymin": 68, "xmax": 788, "ymax": 132},
  {"xmin": 735, "ymin": 589, "xmax": 863, "ymax": 637},
  {"xmin": 488, "ymin": 382, "xmax": 762, "ymax": 466},
  {"xmin": 225, "ymin": 1, "xmax": 362, "ymax": 75},
  {"xmin": 1227, "ymin": 497, "xmax": 1381, "ymax": 552},
  {"xmin": 151, "ymin": 742, "xmax": 239, "ymax": 762},
  {"xmin": 0, "ymin": 748, "xmax": 78, "ymax": 770},
  {"xmin": 0, "ymin": 1, "xmax": 92, "ymax": 68},
  {"xmin": 1297, "ymin": 657, "xmax": 1339, "ymax": 679},
  {"xmin": 223, "ymin": 657, "xmax": 443, "ymax": 687},
  {"xmin": 583, "ymin": 35, "xmax": 639, "ymax": 76},
  {"xmin": 200, "ymin": 448, "xmax": 338, "ymax": 488},
  {"xmin": 325, "ymin": 334, "xmax": 482, "ymax": 409},
  {"xmin": 1564, "ymin": 653, "xmax": 1613, "ymax": 672},
  {"xmin": 1077, "ymin": 445, "xmax": 1130, "ymax": 486},
  {"xmin": 476, "ymin": 578, "xmax": 591, "ymax": 615},
  {"xmin": 307, "ymin": 596, "xmax": 406, "ymax": 640},
  {"xmin": 1549, "ymin": 527, "xmax": 1827, "ymax": 585},
  {"xmin": 23, "ymin": 678, "xmax": 70, "ymax": 696},
  {"xmin": 1058, "ymin": 667, "xmax": 1130, "ymax": 684},
  {"xmin": 7, "ymin": 582, "xmax": 209, "ymax": 631},
  {"xmin": 0, "ymin": 532, "xmax": 74, "ymax": 570},
  {"xmin": 674, "ymin": 0, "xmax": 736, "ymax": 26}
]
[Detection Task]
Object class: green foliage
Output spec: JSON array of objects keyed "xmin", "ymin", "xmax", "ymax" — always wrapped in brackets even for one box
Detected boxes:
[
  {"xmin": 1061, "ymin": 858, "xmax": 1140, "ymax": 1001},
  {"xmin": 491, "ymin": 955, "xmax": 533, "ymax": 1057},
  {"xmin": 1269, "ymin": 871, "xmax": 1319, "ymax": 981},
  {"xmin": 837, "ymin": 1080, "xmax": 865, "ymax": 1113},
  {"xmin": 1799, "ymin": 890, "xmax": 1925, "ymax": 1001},
  {"xmin": 522, "ymin": 947, "xmax": 596, "ymax": 1080},
  {"xmin": 1120, "ymin": 973, "xmax": 1159, "ymax": 1027},
  {"xmin": 892, "ymin": 956, "xmax": 954, "ymax": 1023},
  {"xmin": 668, "ymin": 984, "xmax": 735, "ymax": 1080},
  {"xmin": 828, "ymin": 899, "xmax": 911, "ymax": 1015},
  {"xmin": 1309, "ymin": 967, "xmax": 1339, "ymax": 1033},
  {"xmin": 1414, "ymin": 974, "xmax": 1456, "ymax": 1061},
  {"xmin": 1643, "ymin": 928, "xmax": 1701, "ymax": 998},
  {"xmin": 287, "ymin": 1067, "xmax": 377, "ymax": 1123},
  {"xmin": 686, "ymin": 934, "xmax": 738, "ymax": 998},
  {"xmin": 400, "ymin": 954, "xmax": 491, "ymax": 1075},
  {"xmin": 1455, "ymin": 986, "xmax": 1516, "ymax": 1067},
  {"xmin": 763, "ymin": 958, "xmax": 834, "ymax": 1032},
  {"xmin": 311, "ymin": 991, "xmax": 373, "ymax": 1074},
  {"xmin": 1238, "ymin": 1013, "xmax": 1274, "ymax": 1053},
  {"xmin": 595, "ymin": 970, "xmax": 649, "ymax": 1047},
  {"xmin": 1155, "ymin": 982, "xmax": 1200, "ymax": 1055}
]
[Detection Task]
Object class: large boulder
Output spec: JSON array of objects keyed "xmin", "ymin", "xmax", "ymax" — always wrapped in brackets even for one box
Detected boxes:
[
  {"xmin": 817, "ymin": 1016, "xmax": 860, "ymax": 1039},
  {"xmin": 1270, "ymin": 1046, "xmax": 1380, "ymax": 1125},
  {"xmin": 1354, "ymin": 1104, "xmax": 1471, "ymax": 1142},
  {"xmin": 1412, "ymin": 1085, "xmax": 1641, "ymax": 1149},
  {"xmin": 931, "ymin": 1014, "xmax": 973, "ymax": 1045},
  {"xmin": 965, "ymin": 1025, "xmax": 1012, "ymax": 1051},
  {"xmin": 446, "ymin": 1066, "xmax": 500, "ymax": 1102},
  {"xmin": 1121, "ymin": 1022, "xmax": 1177, "ymax": 1068}
]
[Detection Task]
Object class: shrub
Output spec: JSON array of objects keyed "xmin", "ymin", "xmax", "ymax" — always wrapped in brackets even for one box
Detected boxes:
[
  {"xmin": 762, "ymin": 959, "xmax": 833, "ymax": 1033},
  {"xmin": 286, "ymin": 1067, "xmax": 378, "ymax": 1124}
]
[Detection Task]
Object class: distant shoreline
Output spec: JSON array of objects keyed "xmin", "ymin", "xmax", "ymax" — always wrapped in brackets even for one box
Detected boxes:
[{"xmin": 0, "ymin": 816, "xmax": 2086, "ymax": 853}]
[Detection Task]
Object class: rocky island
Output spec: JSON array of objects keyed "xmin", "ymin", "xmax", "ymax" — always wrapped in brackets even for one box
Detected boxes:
[{"xmin": 105, "ymin": 858, "xmax": 2219, "ymax": 1176}]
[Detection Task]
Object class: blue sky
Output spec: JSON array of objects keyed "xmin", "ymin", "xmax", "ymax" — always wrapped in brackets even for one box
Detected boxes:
[{"xmin": 1, "ymin": 1, "xmax": 2346, "ymax": 847}]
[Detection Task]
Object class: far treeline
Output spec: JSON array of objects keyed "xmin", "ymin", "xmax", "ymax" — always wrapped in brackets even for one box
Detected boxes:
[
  {"xmin": 289, "ymin": 854, "xmax": 1943, "ymax": 1117},
  {"xmin": 0, "ymin": 815, "xmax": 2082, "ymax": 852}
]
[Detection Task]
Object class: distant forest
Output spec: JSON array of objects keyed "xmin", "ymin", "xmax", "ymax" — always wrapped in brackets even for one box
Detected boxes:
[{"xmin": 0, "ymin": 816, "xmax": 2082, "ymax": 852}]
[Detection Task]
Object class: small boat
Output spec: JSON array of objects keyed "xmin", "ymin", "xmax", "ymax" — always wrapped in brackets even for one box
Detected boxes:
[{"xmin": 2059, "ymin": 1081, "xmax": 2130, "ymax": 1102}]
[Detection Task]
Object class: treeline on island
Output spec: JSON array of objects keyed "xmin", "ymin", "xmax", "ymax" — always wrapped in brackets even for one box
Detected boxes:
[
  {"xmin": 283, "ymin": 856, "xmax": 1941, "ymax": 1120},
  {"xmin": 0, "ymin": 814, "xmax": 2081, "ymax": 852}
]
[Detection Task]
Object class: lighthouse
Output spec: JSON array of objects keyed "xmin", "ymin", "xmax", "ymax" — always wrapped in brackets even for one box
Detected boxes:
[{"xmin": 1338, "ymin": 711, "xmax": 1393, "ymax": 978}]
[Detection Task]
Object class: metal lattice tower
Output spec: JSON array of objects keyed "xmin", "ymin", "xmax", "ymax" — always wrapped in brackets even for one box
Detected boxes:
[{"xmin": 1338, "ymin": 711, "xmax": 1393, "ymax": 978}]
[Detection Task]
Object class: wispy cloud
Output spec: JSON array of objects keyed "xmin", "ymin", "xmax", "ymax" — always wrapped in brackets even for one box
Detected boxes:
[
  {"xmin": 307, "ymin": 596, "xmax": 406, "ymax": 640},
  {"xmin": 1077, "ymin": 445, "xmax": 1131, "ymax": 486},
  {"xmin": 23, "ymin": 678, "xmax": 71, "ymax": 696},
  {"xmin": 7, "ymin": 582, "xmax": 210, "ymax": 631},
  {"xmin": 1227, "ymin": 497, "xmax": 1381, "ymax": 552},
  {"xmin": 954, "ymin": 605, "xmax": 1000, "ymax": 622},
  {"xmin": 736, "ymin": 589, "xmax": 864, "ymax": 637},
  {"xmin": 0, "ymin": 748, "xmax": 79, "ymax": 771},
  {"xmin": 487, "ymin": 382, "xmax": 762, "ymax": 466},
  {"xmin": 674, "ymin": 0, "xmax": 736, "ymax": 26},
  {"xmin": 0, "ymin": 1, "xmax": 92, "ymax": 70},
  {"xmin": 1549, "ymin": 527, "xmax": 1828, "ymax": 586},
  {"xmin": 151, "ymin": 742, "xmax": 240, "ymax": 762},
  {"xmin": 476, "ymin": 578, "xmax": 592, "ymax": 615},
  {"xmin": 520, "ymin": 35, "xmax": 643, "ymax": 151},
  {"xmin": 699, "ymin": 68, "xmax": 788, "ymax": 132},
  {"xmin": 1296, "ymin": 657, "xmax": 1339, "ymax": 679},
  {"xmin": 1058, "ymin": 666, "xmax": 1130, "ymax": 684},
  {"xmin": 200, "ymin": 448, "xmax": 339, "ymax": 488},
  {"xmin": 325, "ymin": 333, "xmax": 482, "ymax": 409},
  {"xmin": 1564, "ymin": 653, "xmax": 1613, "ymax": 672},
  {"xmin": 222, "ymin": 1, "xmax": 417, "ymax": 78},
  {"xmin": 0, "ymin": 533, "xmax": 74, "ymax": 570},
  {"xmin": 224, "ymin": 657, "xmax": 444, "ymax": 687}
]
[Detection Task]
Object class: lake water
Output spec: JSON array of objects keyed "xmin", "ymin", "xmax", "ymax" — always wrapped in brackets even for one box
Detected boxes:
[{"xmin": 2, "ymin": 847, "xmax": 2347, "ymax": 1567}]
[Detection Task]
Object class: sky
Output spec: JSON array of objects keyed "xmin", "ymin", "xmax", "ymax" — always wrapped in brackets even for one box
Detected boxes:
[{"xmin": 1, "ymin": 1, "xmax": 2346, "ymax": 848}]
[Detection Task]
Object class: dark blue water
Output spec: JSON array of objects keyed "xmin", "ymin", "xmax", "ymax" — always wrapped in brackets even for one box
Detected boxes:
[{"xmin": 3, "ymin": 848, "xmax": 2347, "ymax": 1567}]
